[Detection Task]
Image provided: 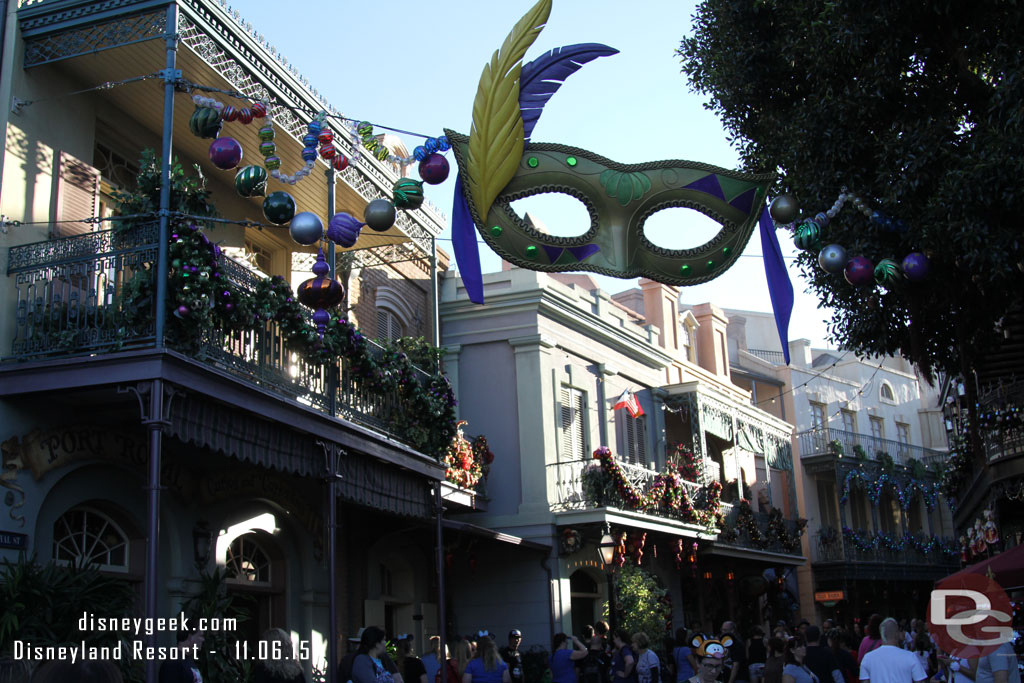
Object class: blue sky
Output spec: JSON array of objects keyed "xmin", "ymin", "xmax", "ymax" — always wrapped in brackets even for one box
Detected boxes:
[{"xmin": 238, "ymin": 0, "xmax": 835, "ymax": 348}]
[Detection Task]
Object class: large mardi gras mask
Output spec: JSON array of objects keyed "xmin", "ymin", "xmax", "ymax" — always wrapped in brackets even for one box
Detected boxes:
[{"xmin": 448, "ymin": 0, "xmax": 782, "ymax": 308}]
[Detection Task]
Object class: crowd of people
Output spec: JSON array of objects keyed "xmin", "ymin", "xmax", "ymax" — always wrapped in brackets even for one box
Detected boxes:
[{"xmin": 18, "ymin": 613, "xmax": 1022, "ymax": 683}]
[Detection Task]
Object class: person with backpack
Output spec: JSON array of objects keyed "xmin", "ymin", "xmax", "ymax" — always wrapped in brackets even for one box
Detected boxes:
[
  {"xmin": 633, "ymin": 633, "xmax": 661, "ymax": 683},
  {"xmin": 582, "ymin": 627, "xmax": 612, "ymax": 683},
  {"xmin": 675, "ymin": 629, "xmax": 697, "ymax": 683}
]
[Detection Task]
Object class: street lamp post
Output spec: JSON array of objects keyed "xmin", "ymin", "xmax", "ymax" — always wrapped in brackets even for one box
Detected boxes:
[{"xmin": 598, "ymin": 530, "xmax": 617, "ymax": 634}]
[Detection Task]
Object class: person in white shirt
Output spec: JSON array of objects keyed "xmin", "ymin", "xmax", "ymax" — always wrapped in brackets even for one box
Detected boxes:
[{"xmin": 859, "ymin": 618, "xmax": 927, "ymax": 683}]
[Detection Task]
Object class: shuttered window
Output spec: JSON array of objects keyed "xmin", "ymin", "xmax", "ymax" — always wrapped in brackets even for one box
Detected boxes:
[
  {"xmin": 376, "ymin": 309, "xmax": 403, "ymax": 342},
  {"xmin": 560, "ymin": 386, "xmax": 586, "ymax": 460},
  {"xmin": 52, "ymin": 150, "xmax": 100, "ymax": 238},
  {"xmin": 620, "ymin": 413, "xmax": 648, "ymax": 464}
]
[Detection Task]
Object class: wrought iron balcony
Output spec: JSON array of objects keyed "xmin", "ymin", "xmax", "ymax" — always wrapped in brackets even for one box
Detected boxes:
[
  {"xmin": 747, "ymin": 348, "xmax": 787, "ymax": 364},
  {"xmin": 811, "ymin": 526, "xmax": 958, "ymax": 566},
  {"xmin": 548, "ymin": 458, "xmax": 705, "ymax": 517},
  {"xmin": 796, "ymin": 427, "xmax": 946, "ymax": 469},
  {"xmin": 716, "ymin": 505, "xmax": 805, "ymax": 556},
  {"xmin": 5, "ymin": 227, "xmax": 447, "ymax": 452}
]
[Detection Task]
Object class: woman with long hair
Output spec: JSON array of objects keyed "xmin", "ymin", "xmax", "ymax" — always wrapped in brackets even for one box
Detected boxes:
[
  {"xmin": 398, "ymin": 635, "xmax": 428, "ymax": 683},
  {"xmin": 353, "ymin": 626, "xmax": 394, "ymax": 683},
  {"xmin": 781, "ymin": 637, "xmax": 818, "ymax": 683},
  {"xmin": 463, "ymin": 635, "xmax": 510, "ymax": 683},
  {"xmin": 254, "ymin": 628, "xmax": 306, "ymax": 683},
  {"xmin": 856, "ymin": 616, "xmax": 883, "ymax": 665}
]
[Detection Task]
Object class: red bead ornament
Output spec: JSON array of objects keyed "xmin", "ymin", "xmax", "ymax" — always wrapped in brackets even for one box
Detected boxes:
[
  {"xmin": 222, "ymin": 105, "xmax": 239, "ymax": 122},
  {"xmin": 332, "ymin": 154, "xmax": 349, "ymax": 172},
  {"xmin": 319, "ymin": 142, "xmax": 336, "ymax": 160},
  {"xmin": 318, "ymin": 129, "xmax": 334, "ymax": 145},
  {"xmin": 251, "ymin": 101, "xmax": 267, "ymax": 118},
  {"xmin": 238, "ymin": 108, "xmax": 254, "ymax": 124}
]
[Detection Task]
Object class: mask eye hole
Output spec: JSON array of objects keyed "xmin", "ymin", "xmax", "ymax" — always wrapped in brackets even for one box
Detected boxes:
[
  {"xmin": 508, "ymin": 193, "xmax": 594, "ymax": 239},
  {"xmin": 642, "ymin": 206, "xmax": 726, "ymax": 252}
]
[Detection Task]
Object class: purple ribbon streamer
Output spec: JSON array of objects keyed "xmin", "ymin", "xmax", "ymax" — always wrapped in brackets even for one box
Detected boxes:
[
  {"xmin": 759, "ymin": 206, "xmax": 794, "ymax": 364},
  {"xmin": 451, "ymin": 174, "xmax": 484, "ymax": 304}
]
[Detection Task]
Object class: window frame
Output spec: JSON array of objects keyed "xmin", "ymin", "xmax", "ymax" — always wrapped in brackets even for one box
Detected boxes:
[
  {"xmin": 53, "ymin": 507, "xmax": 130, "ymax": 573},
  {"xmin": 869, "ymin": 416, "xmax": 885, "ymax": 441},
  {"xmin": 618, "ymin": 411, "xmax": 648, "ymax": 464},
  {"xmin": 879, "ymin": 381, "xmax": 897, "ymax": 404},
  {"xmin": 376, "ymin": 308, "xmax": 404, "ymax": 343},
  {"xmin": 559, "ymin": 385, "xmax": 587, "ymax": 460}
]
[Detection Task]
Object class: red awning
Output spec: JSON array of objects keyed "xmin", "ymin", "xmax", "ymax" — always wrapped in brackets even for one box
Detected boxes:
[{"xmin": 938, "ymin": 543, "xmax": 1024, "ymax": 591}]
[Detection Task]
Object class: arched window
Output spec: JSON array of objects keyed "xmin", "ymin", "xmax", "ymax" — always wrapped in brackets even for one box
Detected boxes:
[
  {"xmin": 880, "ymin": 381, "xmax": 896, "ymax": 402},
  {"xmin": 53, "ymin": 507, "xmax": 129, "ymax": 572},
  {"xmin": 377, "ymin": 308, "xmax": 404, "ymax": 342},
  {"xmin": 225, "ymin": 534, "xmax": 272, "ymax": 586}
]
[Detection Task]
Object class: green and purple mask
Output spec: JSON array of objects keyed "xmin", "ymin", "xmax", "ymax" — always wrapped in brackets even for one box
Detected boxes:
[{"xmin": 447, "ymin": 0, "xmax": 792, "ymax": 361}]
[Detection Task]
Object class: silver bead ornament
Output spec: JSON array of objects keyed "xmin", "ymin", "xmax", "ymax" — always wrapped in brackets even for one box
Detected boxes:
[
  {"xmin": 364, "ymin": 198, "xmax": 396, "ymax": 232},
  {"xmin": 769, "ymin": 194, "xmax": 799, "ymax": 225},
  {"xmin": 818, "ymin": 244, "xmax": 848, "ymax": 274},
  {"xmin": 289, "ymin": 211, "xmax": 324, "ymax": 245}
]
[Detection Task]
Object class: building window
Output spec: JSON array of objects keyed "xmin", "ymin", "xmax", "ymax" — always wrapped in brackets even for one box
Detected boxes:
[
  {"xmin": 377, "ymin": 309, "xmax": 404, "ymax": 342},
  {"xmin": 560, "ymin": 386, "xmax": 587, "ymax": 460},
  {"xmin": 810, "ymin": 403, "xmax": 827, "ymax": 430},
  {"xmin": 841, "ymin": 410, "xmax": 856, "ymax": 434},
  {"xmin": 53, "ymin": 508, "xmax": 129, "ymax": 572},
  {"xmin": 816, "ymin": 480, "xmax": 838, "ymax": 529},
  {"xmin": 244, "ymin": 239, "xmax": 273, "ymax": 275},
  {"xmin": 870, "ymin": 416, "xmax": 885, "ymax": 441},
  {"xmin": 896, "ymin": 423, "xmax": 910, "ymax": 446},
  {"xmin": 618, "ymin": 413, "xmax": 648, "ymax": 464},
  {"xmin": 880, "ymin": 381, "xmax": 896, "ymax": 403},
  {"xmin": 680, "ymin": 325, "xmax": 692, "ymax": 362},
  {"xmin": 225, "ymin": 534, "xmax": 272, "ymax": 586}
]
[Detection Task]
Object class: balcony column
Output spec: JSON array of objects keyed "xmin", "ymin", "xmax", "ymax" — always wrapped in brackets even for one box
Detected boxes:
[
  {"xmin": 510, "ymin": 334, "xmax": 557, "ymax": 516},
  {"xmin": 154, "ymin": 3, "xmax": 178, "ymax": 349},
  {"xmin": 597, "ymin": 363, "xmax": 617, "ymax": 450},
  {"xmin": 653, "ymin": 388, "xmax": 668, "ymax": 467},
  {"xmin": 442, "ymin": 344, "xmax": 462, "ymax": 419}
]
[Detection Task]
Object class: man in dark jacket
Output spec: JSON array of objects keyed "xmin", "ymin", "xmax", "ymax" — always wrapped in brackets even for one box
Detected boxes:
[{"xmin": 803, "ymin": 626, "xmax": 843, "ymax": 683}]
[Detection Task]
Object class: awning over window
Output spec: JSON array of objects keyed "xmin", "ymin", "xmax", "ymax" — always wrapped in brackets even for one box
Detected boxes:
[
  {"xmin": 167, "ymin": 394, "xmax": 434, "ymax": 519},
  {"xmin": 701, "ymin": 402, "xmax": 734, "ymax": 441}
]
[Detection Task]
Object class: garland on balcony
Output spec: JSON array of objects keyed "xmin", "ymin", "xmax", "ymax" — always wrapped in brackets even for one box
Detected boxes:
[
  {"xmin": 670, "ymin": 443, "xmax": 703, "ymax": 482},
  {"xmin": 589, "ymin": 447, "xmax": 722, "ymax": 527},
  {"xmin": 120, "ymin": 221, "xmax": 458, "ymax": 458},
  {"xmin": 940, "ymin": 433, "xmax": 971, "ymax": 510},
  {"xmin": 840, "ymin": 526, "xmax": 958, "ymax": 558},
  {"xmin": 839, "ymin": 468, "xmax": 941, "ymax": 511},
  {"xmin": 442, "ymin": 421, "xmax": 493, "ymax": 489},
  {"xmin": 718, "ymin": 500, "xmax": 807, "ymax": 553}
]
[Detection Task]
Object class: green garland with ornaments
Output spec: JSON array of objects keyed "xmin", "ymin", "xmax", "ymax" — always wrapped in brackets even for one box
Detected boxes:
[
  {"xmin": 585, "ymin": 447, "xmax": 723, "ymax": 529},
  {"xmin": 718, "ymin": 499, "xmax": 807, "ymax": 554}
]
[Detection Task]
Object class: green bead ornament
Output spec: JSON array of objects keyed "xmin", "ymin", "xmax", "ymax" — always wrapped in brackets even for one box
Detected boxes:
[
  {"xmin": 392, "ymin": 178, "xmax": 425, "ymax": 210},
  {"xmin": 258, "ymin": 125, "xmax": 275, "ymax": 142},
  {"xmin": 873, "ymin": 258, "xmax": 904, "ymax": 287},
  {"xmin": 234, "ymin": 165, "xmax": 268, "ymax": 197},
  {"xmin": 793, "ymin": 220, "xmax": 822, "ymax": 252},
  {"xmin": 189, "ymin": 106, "xmax": 222, "ymax": 139}
]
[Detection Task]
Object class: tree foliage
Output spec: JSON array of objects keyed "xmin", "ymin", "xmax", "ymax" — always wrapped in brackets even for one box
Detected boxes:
[
  {"xmin": 677, "ymin": 1, "xmax": 1024, "ymax": 378},
  {"xmin": 605, "ymin": 564, "xmax": 670, "ymax": 651}
]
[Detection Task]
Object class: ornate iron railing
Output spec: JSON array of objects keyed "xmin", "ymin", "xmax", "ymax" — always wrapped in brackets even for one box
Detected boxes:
[
  {"xmin": 8, "ymin": 224, "xmax": 159, "ymax": 357},
  {"xmin": 718, "ymin": 506, "xmax": 804, "ymax": 555},
  {"xmin": 796, "ymin": 427, "xmax": 946, "ymax": 468},
  {"xmin": 547, "ymin": 458, "xmax": 704, "ymax": 515},
  {"xmin": 811, "ymin": 526, "xmax": 958, "ymax": 566},
  {"xmin": 6, "ymin": 226, "xmax": 437, "ymax": 450},
  {"xmin": 747, "ymin": 348, "xmax": 786, "ymax": 364}
]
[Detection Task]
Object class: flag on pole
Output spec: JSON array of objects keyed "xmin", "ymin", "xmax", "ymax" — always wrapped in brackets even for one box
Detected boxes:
[{"xmin": 613, "ymin": 389, "xmax": 644, "ymax": 418}]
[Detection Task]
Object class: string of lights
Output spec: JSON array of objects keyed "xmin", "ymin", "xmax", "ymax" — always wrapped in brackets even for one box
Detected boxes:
[
  {"xmin": 751, "ymin": 352, "xmax": 852, "ymax": 407},
  {"xmin": 12, "ymin": 73, "xmax": 163, "ymax": 112}
]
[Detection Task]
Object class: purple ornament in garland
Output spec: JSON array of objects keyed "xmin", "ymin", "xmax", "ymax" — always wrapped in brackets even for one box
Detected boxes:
[
  {"xmin": 326, "ymin": 212, "xmax": 365, "ymax": 248},
  {"xmin": 209, "ymin": 137, "xmax": 243, "ymax": 170},
  {"xmin": 844, "ymin": 256, "xmax": 874, "ymax": 286},
  {"xmin": 297, "ymin": 250, "xmax": 345, "ymax": 339},
  {"xmin": 418, "ymin": 153, "xmax": 450, "ymax": 185},
  {"xmin": 901, "ymin": 252, "xmax": 930, "ymax": 282}
]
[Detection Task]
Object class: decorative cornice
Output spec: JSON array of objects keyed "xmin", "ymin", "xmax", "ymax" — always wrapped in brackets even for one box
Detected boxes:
[{"xmin": 509, "ymin": 334, "xmax": 556, "ymax": 351}]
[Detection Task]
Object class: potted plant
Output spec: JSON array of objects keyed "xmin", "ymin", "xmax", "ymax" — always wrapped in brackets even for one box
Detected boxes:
[
  {"xmin": 853, "ymin": 444, "xmax": 868, "ymax": 460},
  {"xmin": 877, "ymin": 451, "xmax": 895, "ymax": 473},
  {"xmin": 829, "ymin": 439, "xmax": 845, "ymax": 456}
]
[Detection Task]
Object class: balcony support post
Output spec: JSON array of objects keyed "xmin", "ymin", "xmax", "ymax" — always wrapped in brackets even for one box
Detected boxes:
[
  {"xmin": 325, "ymin": 168, "xmax": 338, "ymax": 417},
  {"xmin": 434, "ymin": 483, "xmax": 447, "ymax": 656},
  {"xmin": 154, "ymin": 3, "xmax": 178, "ymax": 349},
  {"xmin": 320, "ymin": 442, "xmax": 343, "ymax": 683}
]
